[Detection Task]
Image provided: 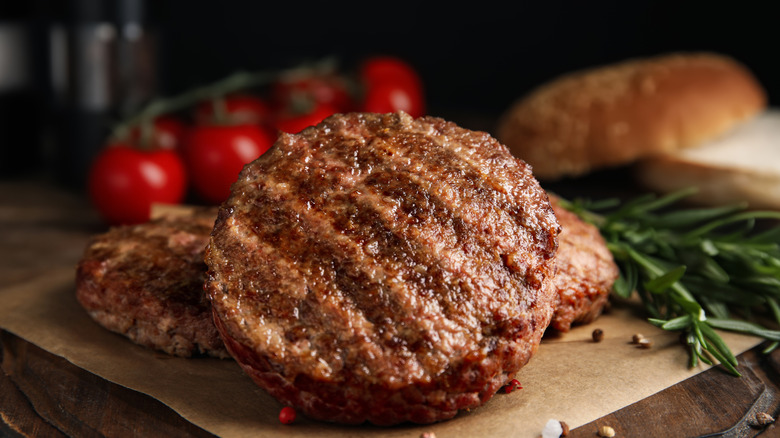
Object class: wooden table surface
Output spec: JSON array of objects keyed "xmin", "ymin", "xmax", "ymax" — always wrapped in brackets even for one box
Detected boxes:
[{"xmin": 1, "ymin": 176, "xmax": 779, "ymax": 438}]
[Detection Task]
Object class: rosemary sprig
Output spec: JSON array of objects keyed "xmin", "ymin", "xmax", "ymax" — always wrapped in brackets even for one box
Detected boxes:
[{"xmin": 558, "ymin": 188, "xmax": 780, "ymax": 376}]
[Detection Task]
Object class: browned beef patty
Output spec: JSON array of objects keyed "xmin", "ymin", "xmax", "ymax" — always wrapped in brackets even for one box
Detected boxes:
[
  {"xmin": 548, "ymin": 196, "xmax": 618, "ymax": 332},
  {"xmin": 205, "ymin": 112, "xmax": 561, "ymax": 425},
  {"xmin": 76, "ymin": 208, "xmax": 228, "ymax": 358}
]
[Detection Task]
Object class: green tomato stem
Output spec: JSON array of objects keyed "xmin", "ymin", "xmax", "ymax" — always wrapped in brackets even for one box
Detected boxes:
[{"xmin": 109, "ymin": 57, "xmax": 340, "ymax": 142}]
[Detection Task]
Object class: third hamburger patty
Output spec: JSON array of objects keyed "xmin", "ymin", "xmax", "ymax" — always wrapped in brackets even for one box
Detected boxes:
[{"xmin": 548, "ymin": 195, "xmax": 618, "ymax": 332}]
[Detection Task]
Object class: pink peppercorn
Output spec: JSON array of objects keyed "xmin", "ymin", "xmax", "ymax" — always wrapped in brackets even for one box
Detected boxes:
[
  {"xmin": 503, "ymin": 378, "xmax": 522, "ymax": 393},
  {"xmin": 279, "ymin": 406, "xmax": 296, "ymax": 425}
]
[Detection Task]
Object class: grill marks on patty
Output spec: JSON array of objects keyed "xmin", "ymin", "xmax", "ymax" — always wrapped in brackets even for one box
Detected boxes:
[
  {"xmin": 75, "ymin": 209, "xmax": 229, "ymax": 359},
  {"xmin": 72, "ymin": 112, "xmax": 615, "ymax": 427},
  {"xmin": 205, "ymin": 112, "xmax": 561, "ymax": 424},
  {"xmin": 215, "ymin": 114, "xmax": 557, "ymax": 386}
]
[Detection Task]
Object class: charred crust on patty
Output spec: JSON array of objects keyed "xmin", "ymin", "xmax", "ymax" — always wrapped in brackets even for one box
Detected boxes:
[
  {"xmin": 76, "ymin": 208, "xmax": 228, "ymax": 358},
  {"xmin": 205, "ymin": 111, "xmax": 561, "ymax": 425}
]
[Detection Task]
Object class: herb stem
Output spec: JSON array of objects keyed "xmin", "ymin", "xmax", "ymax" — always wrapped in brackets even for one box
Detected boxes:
[{"xmin": 561, "ymin": 189, "xmax": 780, "ymax": 376}]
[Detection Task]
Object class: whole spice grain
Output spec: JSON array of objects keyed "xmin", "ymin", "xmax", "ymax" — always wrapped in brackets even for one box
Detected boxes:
[
  {"xmin": 503, "ymin": 378, "xmax": 522, "ymax": 393},
  {"xmin": 753, "ymin": 412, "xmax": 775, "ymax": 427},
  {"xmin": 592, "ymin": 328, "xmax": 604, "ymax": 342},
  {"xmin": 637, "ymin": 338, "xmax": 654, "ymax": 349},
  {"xmin": 542, "ymin": 419, "xmax": 563, "ymax": 438},
  {"xmin": 632, "ymin": 333, "xmax": 645, "ymax": 344},
  {"xmin": 560, "ymin": 420, "xmax": 570, "ymax": 436},
  {"xmin": 278, "ymin": 406, "xmax": 296, "ymax": 425},
  {"xmin": 598, "ymin": 425, "xmax": 616, "ymax": 437}
]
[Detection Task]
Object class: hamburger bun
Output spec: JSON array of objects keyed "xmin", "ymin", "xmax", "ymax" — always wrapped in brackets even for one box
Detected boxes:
[
  {"xmin": 496, "ymin": 52, "xmax": 767, "ymax": 180},
  {"xmin": 635, "ymin": 109, "xmax": 780, "ymax": 210}
]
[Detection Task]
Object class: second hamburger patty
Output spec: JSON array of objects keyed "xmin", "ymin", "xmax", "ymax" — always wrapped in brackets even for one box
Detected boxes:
[
  {"xmin": 205, "ymin": 112, "xmax": 561, "ymax": 425},
  {"xmin": 76, "ymin": 208, "xmax": 228, "ymax": 359}
]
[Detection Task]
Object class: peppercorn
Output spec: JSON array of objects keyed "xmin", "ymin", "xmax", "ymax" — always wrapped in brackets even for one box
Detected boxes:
[
  {"xmin": 598, "ymin": 425, "xmax": 616, "ymax": 437},
  {"xmin": 592, "ymin": 328, "xmax": 604, "ymax": 342},
  {"xmin": 637, "ymin": 338, "xmax": 653, "ymax": 349},
  {"xmin": 753, "ymin": 412, "xmax": 775, "ymax": 427},
  {"xmin": 279, "ymin": 406, "xmax": 296, "ymax": 425},
  {"xmin": 503, "ymin": 378, "xmax": 523, "ymax": 393}
]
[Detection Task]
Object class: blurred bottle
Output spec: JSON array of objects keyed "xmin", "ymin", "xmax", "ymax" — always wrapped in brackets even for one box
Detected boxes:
[
  {"xmin": 50, "ymin": 0, "xmax": 157, "ymax": 189},
  {"xmin": 115, "ymin": 0, "xmax": 156, "ymax": 120},
  {"xmin": 0, "ymin": 3, "xmax": 46, "ymax": 178}
]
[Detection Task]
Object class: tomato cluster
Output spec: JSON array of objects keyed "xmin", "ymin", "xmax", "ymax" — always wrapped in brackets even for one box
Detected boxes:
[{"xmin": 87, "ymin": 55, "xmax": 425, "ymax": 225}]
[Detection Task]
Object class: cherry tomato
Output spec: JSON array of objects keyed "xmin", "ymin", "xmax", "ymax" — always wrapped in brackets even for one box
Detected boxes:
[
  {"xmin": 184, "ymin": 124, "xmax": 274, "ymax": 204},
  {"xmin": 273, "ymin": 103, "xmax": 339, "ymax": 134},
  {"xmin": 87, "ymin": 143, "xmax": 187, "ymax": 225},
  {"xmin": 129, "ymin": 116, "xmax": 186, "ymax": 151},
  {"xmin": 194, "ymin": 94, "xmax": 271, "ymax": 127},
  {"xmin": 359, "ymin": 55, "xmax": 422, "ymax": 88},
  {"xmin": 362, "ymin": 80, "xmax": 425, "ymax": 118},
  {"xmin": 359, "ymin": 55, "xmax": 425, "ymax": 117}
]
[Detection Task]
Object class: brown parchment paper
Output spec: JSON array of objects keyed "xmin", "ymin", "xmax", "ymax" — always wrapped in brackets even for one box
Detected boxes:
[{"xmin": 0, "ymin": 267, "xmax": 763, "ymax": 438}]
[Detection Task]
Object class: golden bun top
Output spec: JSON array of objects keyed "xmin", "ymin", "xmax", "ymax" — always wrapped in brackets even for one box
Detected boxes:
[{"xmin": 496, "ymin": 52, "xmax": 767, "ymax": 180}]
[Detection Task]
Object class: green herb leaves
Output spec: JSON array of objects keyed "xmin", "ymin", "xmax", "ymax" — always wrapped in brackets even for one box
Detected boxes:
[{"xmin": 559, "ymin": 188, "xmax": 780, "ymax": 376}]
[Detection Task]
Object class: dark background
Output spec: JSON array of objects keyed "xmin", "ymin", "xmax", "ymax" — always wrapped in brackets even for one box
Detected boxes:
[
  {"xmin": 154, "ymin": 1, "xmax": 779, "ymax": 113},
  {"xmin": 2, "ymin": 0, "xmax": 778, "ymax": 189}
]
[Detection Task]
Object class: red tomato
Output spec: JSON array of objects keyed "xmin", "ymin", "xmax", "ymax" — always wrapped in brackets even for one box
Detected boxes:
[
  {"xmin": 194, "ymin": 94, "xmax": 271, "ymax": 127},
  {"xmin": 184, "ymin": 124, "xmax": 274, "ymax": 204},
  {"xmin": 359, "ymin": 55, "xmax": 422, "ymax": 88},
  {"xmin": 128, "ymin": 116, "xmax": 186, "ymax": 151},
  {"xmin": 87, "ymin": 144, "xmax": 187, "ymax": 225},
  {"xmin": 273, "ymin": 103, "xmax": 339, "ymax": 134},
  {"xmin": 359, "ymin": 56, "xmax": 425, "ymax": 117},
  {"xmin": 362, "ymin": 81, "xmax": 425, "ymax": 118}
]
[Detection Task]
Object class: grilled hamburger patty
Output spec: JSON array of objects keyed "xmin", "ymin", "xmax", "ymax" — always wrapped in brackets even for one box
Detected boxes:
[
  {"xmin": 548, "ymin": 196, "xmax": 618, "ymax": 332},
  {"xmin": 205, "ymin": 112, "xmax": 561, "ymax": 425},
  {"xmin": 76, "ymin": 208, "xmax": 228, "ymax": 358}
]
